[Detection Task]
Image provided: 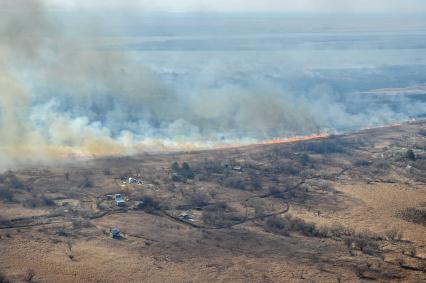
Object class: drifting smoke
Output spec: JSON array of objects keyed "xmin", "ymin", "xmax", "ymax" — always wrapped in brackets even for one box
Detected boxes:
[{"xmin": 0, "ymin": 0, "xmax": 425, "ymax": 169}]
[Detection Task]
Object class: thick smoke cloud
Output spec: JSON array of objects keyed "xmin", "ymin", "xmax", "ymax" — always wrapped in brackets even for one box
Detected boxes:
[{"xmin": 0, "ymin": 1, "xmax": 425, "ymax": 170}]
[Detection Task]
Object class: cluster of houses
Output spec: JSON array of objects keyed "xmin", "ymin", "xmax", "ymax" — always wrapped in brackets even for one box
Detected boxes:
[{"xmin": 106, "ymin": 174, "xmax": 199, "ymax": 240}]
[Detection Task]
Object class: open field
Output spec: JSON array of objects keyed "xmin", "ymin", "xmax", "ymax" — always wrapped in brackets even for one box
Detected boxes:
[{"xmin": 1, "ymin": 122, "xmax": 426, "ymax": 282}]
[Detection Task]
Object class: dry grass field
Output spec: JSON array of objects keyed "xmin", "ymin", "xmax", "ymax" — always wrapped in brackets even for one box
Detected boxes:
[{"xmin": 1, "ymin": 121, "xmax": 425, "ymax": 282}]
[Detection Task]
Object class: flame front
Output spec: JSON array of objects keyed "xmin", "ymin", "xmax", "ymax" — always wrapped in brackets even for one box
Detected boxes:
[{"xmin": 260, "ymin": 133, "xmax": 329, "ymax": 145}]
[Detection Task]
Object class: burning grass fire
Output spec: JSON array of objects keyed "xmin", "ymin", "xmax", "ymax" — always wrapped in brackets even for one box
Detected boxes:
[{"xmin": 260, "ymin": 133, "xmax": 329, "ymax": 145}]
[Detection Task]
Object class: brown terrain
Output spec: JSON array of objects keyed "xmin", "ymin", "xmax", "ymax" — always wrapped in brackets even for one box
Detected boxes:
[{"xmin": 0, "ymin": 122, "xmax": 425, "ymax": 282}]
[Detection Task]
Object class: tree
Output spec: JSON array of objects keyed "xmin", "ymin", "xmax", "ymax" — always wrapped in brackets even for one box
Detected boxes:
[
  {"xmin": 138, "ymin": 196, "xmax": 160, "ymax": 213},
  {"xmin": 171, "ymin": 162, "xmax": 180, "ymax": 172},
  {"xmin": 181, "ymin": 162, "xmax": 194, "ymax": 179},
  {"xmin": 406, "ymin": 149, "xmax": 416, "ymax": 161}
]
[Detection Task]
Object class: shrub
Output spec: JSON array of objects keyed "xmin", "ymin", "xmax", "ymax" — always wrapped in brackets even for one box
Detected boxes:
[
  {"xmin": 297, "ymin": 139, "xmax": 347, "ymax": 154},
  {"xmin": 264, "ymin": 215, "xmax": 319, "ymax": 237},
  {"xmin": 171, "ymin": 162, "xmax": 180, "ymax": 172},
  {"xmin": 24, "ymin": 269, "xmax": 35, "ymax": 282},
  {"xmin": 7, "ymin": 174, "xmax": 25, "ymax": 190},
  {"xmin": 81, "ymin": 176, "xmax": 93, "ymax": 188},
  {"xmin": 385, "ymin": 229, "xmax": 403, "ymax": 242},
  {"xmin": 204, "ymin": 201, "xmax": 228, "ymax": 212},
  {"xmin": 398, "ymin": 207, "xmax": 426, "ymax": 226},
  {"xmin": 274, "ymin": 163, "xmax": 301, "ymax": 175},
  {"xmin": 138, "ymin": 196, "xmax": 160, "ymax": 213},
  {"xmin": 23, "ymin": 194, "xmax": 56, "ymax": 208},
  {"xmin": 201, "ymin": 160, "xmax": 223, "ymax": 174},
  {"xmin": 405, "ymin": 245, "xmax": 417, "ymax": 257},
  {"xmin": 202, "ymin": 202, "xmax": 244, "ymax": 227},
  {"xmin": 41, "ymin": 195, "xmax": 56, "ymax": 206},
  {"xmin": 250, "ymin": 176, "xmax": 262, "ymax": 190},
  {"xmin": 353, "ymin": 159, "xmax": 371, "ymax": 167},
  {"xmin": 0, "ymin": 188, "xmax": 14, "ymax": 202},
  {"xmin": 170, "ymin": 162, "xmax": 194, "ymax": 181},
  {"xmin": 268, "ymin": 186, "xmax": 283, "ymax": 196},
  {"xmin": 419, "ymin": 129, "xmax": 426, "ymax": 137},
  {"xmin": 265, "ymin": 216, "xmax": 290, "ymax": 236},
  {"xmin": 56, "ymin": 229, "xmax": 71, "ymax": 237},
  {"xmin": 190, "ymin": 192, "xmax": 210, "ymax": 207},
  {"xmin": 181, "ymin": 162, "xmax": 194, "ymax": 179},
  {"xmin": 406, "ymin": 149, "xmax": 416, "ymax": 161},
  {"xmin": 202, "ymin": 210, "xmax": 244, "ymax": 227},
  {"xmin": 224, "ymin": 176, "xmax": 246, "ymax": 190},
  {"xmin": 299, "ymin": 153, "xmax": 311, "ymax": 166}
]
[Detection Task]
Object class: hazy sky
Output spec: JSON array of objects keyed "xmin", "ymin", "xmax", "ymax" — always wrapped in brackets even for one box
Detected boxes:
[{"xmin": 42, "ymin": 0, "xmax": 426, "ymax": 13}]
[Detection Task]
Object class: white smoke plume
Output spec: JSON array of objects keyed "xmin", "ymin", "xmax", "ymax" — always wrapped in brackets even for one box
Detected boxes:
[{"xmin": 0, "ymin": 1, "xmax": 425, "ymax": 170}]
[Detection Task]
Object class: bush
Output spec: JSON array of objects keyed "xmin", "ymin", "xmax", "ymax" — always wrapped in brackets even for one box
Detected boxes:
[
  {"xmin": 6, "ymin": 174, "xmax": 26, "ymax": 190},
  {"xmin": 204, "ymin": 201, "xmax": 228, "ymax": 212},
  {"xmin": 265, "ymin": 215, "xmax": 319, "ymax": 237},
  {"xmin": 297, "ymin": 139, "xmax": 347, "ymax": 154},
  {"xmin": 406, "ymin": 149, "xmax": 416, "ymax": 161},
  {"xmin": 171, "ymin": 162, "xmax": 180, "ymax": 172},
  {"xmin": 56, "ymin": 228, "xmax": 71, "ymax": 237},
  {"xmin": 224, "ymin": 176, "xmax": 246, "ymax": 190},
  {"xmin": 273, "ymin": 163, "xmax": 301, "ymax": 175},
  {"xmin": 81, "ymin": 176, "xmax": 93, "ymax": 188},
  {"xmin": 268, "ymin": 186, "xmax": 283, "ymax": 196},
  {"xmin": 181, "ymin": 162, "xmax": 194, "ymax": 179},
  {"xmin": 0, "ymin": 188, "xmax": 14, "ymax": 202},
  {"xmin": 190, "ymin": 192, "xmax": 210, "ymax": 207},
  {"xmin": 265, "ymin": 216, "xmax": 290, "ymax": 236},
  {"xmin": 23, "ymin": 194, "xmax": 56, "ymax": 208},
  {"xmin": 170, "ymin": 162, "xmax": 194, "ymax": 181},
  {"xmin": 353, "ymin": 159, "xmax": 371, "ymax": 167},
  {"xmin": 137, "ymin": 196, "xmax": 160, "ymax": 213},
  {"xmin": 398, "ymin": 207, "xmax": 426, "ymax": 226},
  {"xmin": 419, "ymin": 129, "xmax": 426, "ymax": 137},
  {"xmin": 250, "ymin": 176, "xmax": 262, "ymax": 190},
  {"xmin": 24, "ymin": 269, "xmax": 35, "ymax": 282},
  {"xmin": 385, "ymin": 229, "xmax": 403, "ymax": 242},
  {"xmin": 202, "ymin": 202, "xmax": 244, "ymax": 227},
  {"xmin": 299, "ymin": 153, "xmax": 311, "ymax": 166},
  {"xmin": 41, "ymin": 195, "xmax": 56, "ymax": 206},
  {"xmin": 404, "ymin": 245, "xmax": 417, "ymax": 257}
]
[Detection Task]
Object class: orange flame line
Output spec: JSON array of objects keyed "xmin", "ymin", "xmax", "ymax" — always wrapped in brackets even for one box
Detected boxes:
[{"xmin": 259, "ymin": 133, "xmax": 329, "ymax": 145}]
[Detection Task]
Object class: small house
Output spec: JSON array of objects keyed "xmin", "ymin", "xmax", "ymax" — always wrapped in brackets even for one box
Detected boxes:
[
  {"xmin": 178, "ymin": 211, "xmax": 194, "ymax": 222},
  {"xmin": 232, "ymin": 166, "xmax": 242, "ymax": 172},
  {"xmin": 114, "ymin": 194, "xmax": 126, "ymax": 206},
  {"xmin": 115, "ymin": 197, "xmax": 126, "ymax": 207},
  {"xmin": 111, "ymin": 228, "xmax": 121, "ymax": 239},
  {"xmin": 128, "ymin": 177, "xmax": 143, "ymax": 185}
]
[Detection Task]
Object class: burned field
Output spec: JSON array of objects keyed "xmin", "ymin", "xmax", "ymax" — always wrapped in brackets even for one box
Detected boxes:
[{"xmin": 0, "ymin": 122, "xmax": 426, "ymax": 282}]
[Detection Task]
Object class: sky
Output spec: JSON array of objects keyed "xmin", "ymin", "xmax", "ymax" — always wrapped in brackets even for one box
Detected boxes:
[{"xmin": 41, "ymin": 0, "xmax": 426, "ymax": 13}]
